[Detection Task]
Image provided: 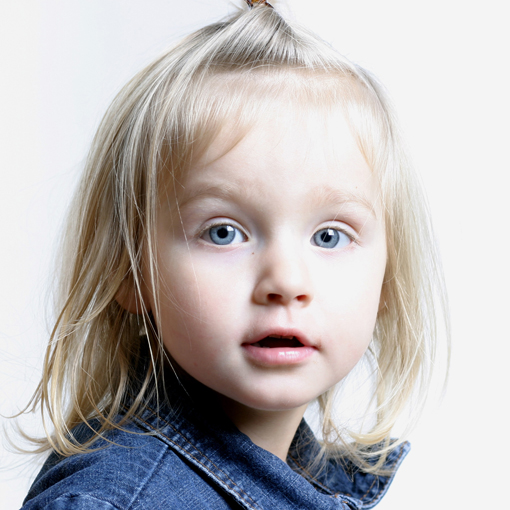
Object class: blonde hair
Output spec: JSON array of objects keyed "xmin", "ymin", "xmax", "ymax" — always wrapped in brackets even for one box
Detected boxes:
[{"xmin": 21, "ymin": 4, "xmax": 449, "ymax": 474}]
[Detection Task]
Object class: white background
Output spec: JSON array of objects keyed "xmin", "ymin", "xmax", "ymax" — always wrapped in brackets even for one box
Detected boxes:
[{"xmin": 1, "ymin": 1, "xmax": 508, "ymax": 508}]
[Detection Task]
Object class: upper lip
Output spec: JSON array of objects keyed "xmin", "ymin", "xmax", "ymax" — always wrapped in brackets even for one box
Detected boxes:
[{"xmin": 243, "ymin": 327, "xmax": 315, "ymax": 348}]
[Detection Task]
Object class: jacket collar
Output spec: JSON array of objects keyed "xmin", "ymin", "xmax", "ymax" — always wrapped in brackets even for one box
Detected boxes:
[
  {"xmin": 129, "ymin": 377, "xmax": 409, "ymax": 510},
  {"xmin": 287, "ymin": 420, "xmax": 409, "ymax": 508}
]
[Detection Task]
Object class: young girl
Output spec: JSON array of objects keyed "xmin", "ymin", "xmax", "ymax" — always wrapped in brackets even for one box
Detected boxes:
[{"xmin": 20, "ymin": 2, "xmax": 448, "ymax": 509}]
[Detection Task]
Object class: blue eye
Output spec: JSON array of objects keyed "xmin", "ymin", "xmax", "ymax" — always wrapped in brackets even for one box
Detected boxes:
[
  {"xmin": 205, "ymin": 224, "xmax": 245, "ymax": 245},
  {"xmin": 312, "ymin": 228, "xmax": 351, "ymax": 249}
]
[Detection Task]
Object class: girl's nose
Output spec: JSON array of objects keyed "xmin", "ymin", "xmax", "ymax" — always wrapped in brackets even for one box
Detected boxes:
[{"xmin": 252, "ymin": 246, "xmax": 314, "ymax": 307}]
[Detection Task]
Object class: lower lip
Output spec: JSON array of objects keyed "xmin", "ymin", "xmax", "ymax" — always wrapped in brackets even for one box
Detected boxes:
[{"xmin": 242, "ymin": 344, "xmax": 316, "ymax": 366}]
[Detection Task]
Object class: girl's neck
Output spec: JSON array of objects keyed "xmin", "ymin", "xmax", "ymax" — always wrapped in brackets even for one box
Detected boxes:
[{"xmin": 220, "ymin": 397, "xmax": 308, "ymax": 463}]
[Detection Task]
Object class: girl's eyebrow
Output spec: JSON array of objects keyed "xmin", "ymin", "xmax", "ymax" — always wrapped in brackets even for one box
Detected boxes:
[
  {"xmin": 176, "ymin": 182, "xmax": 252, "ymax": 209},
  {"xmin": 177, "ymin": 183, "xmax": 377, "ymax": 218},
  {"xmin": 311, "ymin": 185, "xmax": 377, "ymax": 218}
]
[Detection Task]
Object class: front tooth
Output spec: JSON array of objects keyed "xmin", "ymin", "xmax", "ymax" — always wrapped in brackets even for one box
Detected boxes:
[{"xmin": 268, "ymin": 334, "xmax": 282, "ymax": 339}]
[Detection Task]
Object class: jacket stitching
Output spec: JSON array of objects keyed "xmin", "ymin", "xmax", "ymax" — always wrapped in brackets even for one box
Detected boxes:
[
  {"xmin": 133, "ymin": 409, "xmax": 260, "ymax": 510},
  {"xmin": 358, "ymin": 475, "xmax": 378, "ymax": 502}
]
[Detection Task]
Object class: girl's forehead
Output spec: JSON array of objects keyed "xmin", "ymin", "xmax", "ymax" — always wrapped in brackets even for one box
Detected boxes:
[
  {"xmin": 174, "ymin": 105, "xmax": 381, "ymax": 218},
  {"xmin": 198, "ymin": 102, "xmax": 356, "ymax": 168}
]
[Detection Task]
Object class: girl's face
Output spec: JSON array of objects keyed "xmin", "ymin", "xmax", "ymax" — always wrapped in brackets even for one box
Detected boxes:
[{"xmin": 147, "ymin": 105, "xmax": 387, "ymax": 412}]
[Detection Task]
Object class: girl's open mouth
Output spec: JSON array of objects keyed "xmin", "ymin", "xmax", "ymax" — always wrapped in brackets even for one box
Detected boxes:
[
  {"xmin": 250, "ymin": 335, "xmax": 303, "ymax": 348},
  {"xmin": 243, "ymin": 334, "xmax": 315, "ymax": 366}
]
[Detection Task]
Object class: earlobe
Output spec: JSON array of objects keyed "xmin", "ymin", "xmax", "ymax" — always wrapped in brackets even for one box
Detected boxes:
[{"xmin": 115, "ymin": 279, "xmax": 150, "ymax": 315}]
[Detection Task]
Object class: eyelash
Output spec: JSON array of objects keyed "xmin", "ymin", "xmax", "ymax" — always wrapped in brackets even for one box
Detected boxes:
[{"xmin": 198, "ymin": 221, "xmax": 358, "ymax": 248}]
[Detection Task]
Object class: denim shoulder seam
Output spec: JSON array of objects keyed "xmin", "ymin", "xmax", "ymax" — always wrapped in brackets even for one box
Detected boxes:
[
  {"xmin": 124, "ymin": 440, "xmax": 169, "ymax": 510},
  {"xmin": 132, "ymin": 407, "xmax": 261, "ymax": 510}
]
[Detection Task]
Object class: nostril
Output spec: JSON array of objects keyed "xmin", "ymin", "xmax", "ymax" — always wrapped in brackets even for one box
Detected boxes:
[{"xmin": 266, "ymin": 293, "xmax": 309, "ymax": 303}]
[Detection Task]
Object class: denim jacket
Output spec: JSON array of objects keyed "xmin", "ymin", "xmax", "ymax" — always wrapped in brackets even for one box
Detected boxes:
[{"xmin": 22, "ymin": 380, "xmax": 409, "ymax": 510}]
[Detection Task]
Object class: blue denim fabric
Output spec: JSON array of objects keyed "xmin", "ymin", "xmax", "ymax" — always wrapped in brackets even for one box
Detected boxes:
[{"xmin": 22, "ymin": 382, "xmax": 409, "ymax": 510}]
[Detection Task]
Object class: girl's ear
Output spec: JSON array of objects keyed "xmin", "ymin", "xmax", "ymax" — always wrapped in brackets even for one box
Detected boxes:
[{"xmin": 115, "ymin": 278, "xmax": 151, "ymax": 315}]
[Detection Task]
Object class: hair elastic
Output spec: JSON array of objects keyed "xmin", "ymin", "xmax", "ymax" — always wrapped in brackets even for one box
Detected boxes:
[{"xmin": 245, "ymin": 0, "xmax": 273, "ymax": 8}]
